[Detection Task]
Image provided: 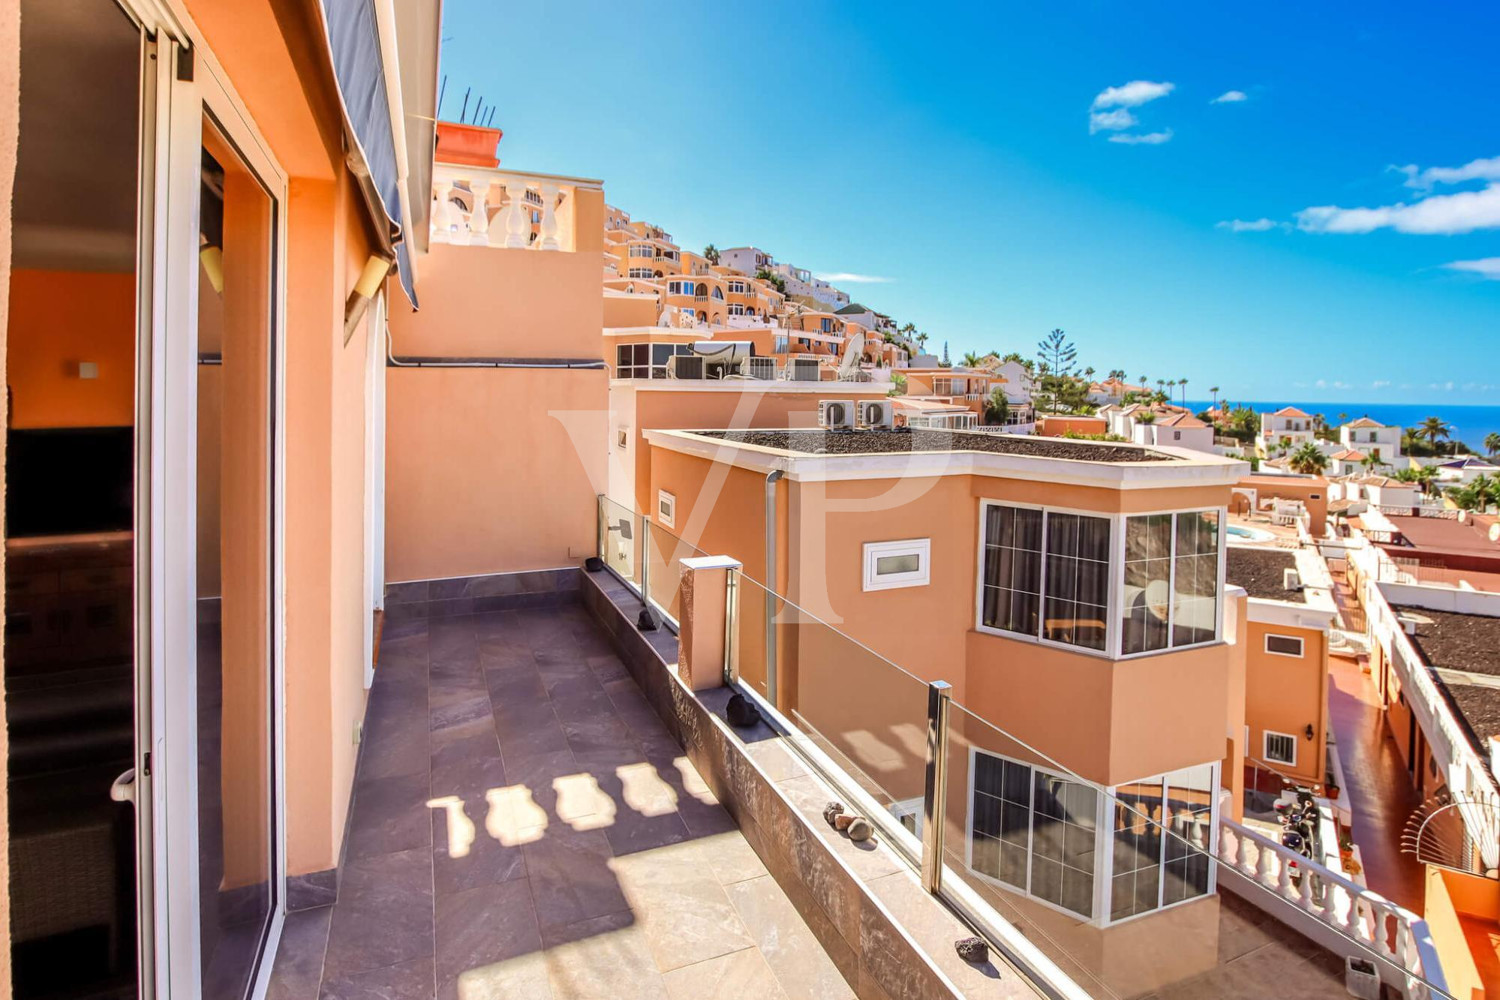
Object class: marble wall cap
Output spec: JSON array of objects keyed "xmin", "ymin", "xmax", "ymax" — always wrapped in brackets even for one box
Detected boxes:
[{"xmin": 681, "ymin": 555, "xmax": 743, "ymax": 572}]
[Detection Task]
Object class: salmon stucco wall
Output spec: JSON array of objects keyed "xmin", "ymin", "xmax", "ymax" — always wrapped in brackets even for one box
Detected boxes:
[
  {"xmin": 1243, "ymin": 619, "xmax": 1329, "ymax": 786},
  {"xmin": 384, "ymin": 366, "xmax": 607, "ymax": 582}
]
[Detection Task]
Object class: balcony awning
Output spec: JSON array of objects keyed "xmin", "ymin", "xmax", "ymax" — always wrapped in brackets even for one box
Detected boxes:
[{"xmin": 318, "ymin": 0, "xmax": 417, "ymax": 307}]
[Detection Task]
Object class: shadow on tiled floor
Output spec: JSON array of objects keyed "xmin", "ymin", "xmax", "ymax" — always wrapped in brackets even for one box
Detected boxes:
[{"xmin": 268, "ymin": 603, "xmax": 852, "ymax": 1000}]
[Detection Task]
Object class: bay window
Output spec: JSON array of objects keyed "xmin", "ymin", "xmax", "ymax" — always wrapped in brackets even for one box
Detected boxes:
[{"xmin": 970, "ymin": 752, "xmax": 1217, "ymax": 926}]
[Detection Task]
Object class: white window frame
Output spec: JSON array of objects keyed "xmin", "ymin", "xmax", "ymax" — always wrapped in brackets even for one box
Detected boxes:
[
  {"xmin": 965, "ymin": 749, "xmax": 1220, "ymax": 929},
  {"xmin": 889, "ymin": 797, "xmax": 924, "ymax": 838},
  {"xmin": 1115, "ymin": 508, "xmax": 1226, "ymax": 660},
  {"xmin": 1264, "ymin": 633, "xmax": 1305, "ymax": 658},
  {"xmin": 657, "ymin": 489, "xmax": 676, "ymax": 529},
  {"xmin": 1264, "ymin": 730, "xmax": 1298, "ymax": 767},
  {"xmin": 862, "ymin": 538, "xmax": 931, "ymax": 592}
]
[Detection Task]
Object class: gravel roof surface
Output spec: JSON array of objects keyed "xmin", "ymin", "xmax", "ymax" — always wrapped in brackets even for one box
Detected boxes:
[
  {"xmin": 697, "ymin": 428, "xmax": 1176, "ymax": 463},
  {"xmin": 1394, "ymin": 605, "xmax": 1500, "ymax": 751},
  {"xmin": 1226, "ymin": 548, "xmax": 1304, "ymax": 602}
]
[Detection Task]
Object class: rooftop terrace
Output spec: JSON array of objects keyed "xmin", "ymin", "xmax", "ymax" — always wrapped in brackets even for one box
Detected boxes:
[
  {"xmin": 699, "ymin": 428, "xmax": 1178, "ymax": 463},
  {"xmin": 1394, "ymin": 604, "xmax": 1500, "ymax": 754},
  {"xmin": 1226, "ymin": 548, "xmax": 1304, "ymax": 602}
]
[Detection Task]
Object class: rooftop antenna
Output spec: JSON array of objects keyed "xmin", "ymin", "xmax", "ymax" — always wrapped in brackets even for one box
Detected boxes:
[
  {"xmin": 472, "ymin": 96, "xmax": 483, "ymax": 125},
  {"xmin": 485, "ymin": 108, "xmax": 496, "ymax": 127},
  {"xmin": 436, "ymin": 74, "xmax": 447, "ymax": 120},
  {"xmin": 457, "ymin": 86, "xmax": 470, "ymax": 124}
]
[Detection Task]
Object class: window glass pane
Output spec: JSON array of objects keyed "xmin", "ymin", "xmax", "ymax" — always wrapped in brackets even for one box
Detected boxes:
[
  {"xmin": 1043, "ymin": 513, "xmax": 1109, "ymax": 650},
  {"xmin": 1110, "ymin": 780, "xmax": 1164, "ymax": 920},
  {"xmin": 1172, "ymin": 511, "xmax": 1220, "ymax": 647},
  {"xmin": 1122, "ymin": 514, "xmax": 1172, "ymax": 654},
  {"xmin": 652, "ymin": 344, "xmax": 673, "ymax": 365},
  {"xmin": 972, "ymin": 755, "xmax": 1031, "ymax": 889},
  {"xmin": 982, "ymin": 507, "xmax": 1043, "ymax": 636},
  {"xmin": 875, "ymin": 553, "xmax": 920, "ymax": 576},
  {"xmin": 1162, "ymin": 765, "xmax": 1215, "ymax": 905},
  {"xmin": 1030, "ymin": 772, "xmax": 1096, "ymax": 918}
]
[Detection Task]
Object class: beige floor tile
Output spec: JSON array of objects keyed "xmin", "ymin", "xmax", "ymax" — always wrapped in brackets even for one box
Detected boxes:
[
  {"xmin": 450, "ymin": 950, "xmax": 551, "ymax": 1000},
  {"xmin": 542, "ymin": 909, "xmax": 669, "ymax": 1000},
  {"xmin": 610, "ymin": 849, "xmax": 756, "ymax": 973},
  {"xmin": 728, "ymin": 875, "xmax": 856, "ymax": 1000},
  {"xmin": 662, "ymin": 946, "xmax": 789, "ymax": 1000}
]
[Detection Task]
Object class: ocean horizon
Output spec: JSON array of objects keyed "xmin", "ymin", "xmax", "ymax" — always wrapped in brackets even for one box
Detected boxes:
[{"xmin": 1181, "ymin": 399, "xmax": 1500, "ymax": 452}]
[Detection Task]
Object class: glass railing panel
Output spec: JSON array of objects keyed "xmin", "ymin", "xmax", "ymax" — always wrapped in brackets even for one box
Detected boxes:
[
  {"xmin": 734, "ymin": 574, "xmax": 930, "ymax": 859},
  {"xmin": 598, "ymin": 495, "xmax": 642, "ymax": 589},
  {"xmin": 644, "ymin": 522, "xmax": 706, "ymax": 629},
  {"xmin": 938, "ymin": 703, "xmax": 1452, "ymax": 999}
]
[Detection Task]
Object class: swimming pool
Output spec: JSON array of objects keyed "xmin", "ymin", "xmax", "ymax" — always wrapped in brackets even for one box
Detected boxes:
[{"xmin": 1227, "ymin": 524, "xmax": 1275, "ymax": 543}]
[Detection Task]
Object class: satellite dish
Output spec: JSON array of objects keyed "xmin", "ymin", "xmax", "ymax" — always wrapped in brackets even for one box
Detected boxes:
[{"xmin": 1489, "ymin": 523, "xmax": 1500, "ymax": 544}]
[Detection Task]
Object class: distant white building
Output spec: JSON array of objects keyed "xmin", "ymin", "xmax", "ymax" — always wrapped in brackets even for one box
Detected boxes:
[
  {"xmin": 718, "ymin": 246, "xmax": 775, "ymax": 276},
  {"xmin": 1258, "ymin": 406, "xmax": 1317, "ymax": 457},
  {"xmin": 1338, "ymin": 417, "xmax": 1402, "ymax": 462},
  {"xmin": 773, "ymin": 263, "xmax": 849, "ymax": 308},
  {"xmin": 1434, "ymin": 455, "xmax": 1500, "ymax": 486},
  {"xmin": 1134, "ymin": 411, "xmax": 1214, "ymax": 452}
]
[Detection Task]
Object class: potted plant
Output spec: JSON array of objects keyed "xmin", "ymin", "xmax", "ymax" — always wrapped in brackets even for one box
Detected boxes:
[{"xmin": 435, "ymin": 120, "xmax": 502, "ymax": 167}]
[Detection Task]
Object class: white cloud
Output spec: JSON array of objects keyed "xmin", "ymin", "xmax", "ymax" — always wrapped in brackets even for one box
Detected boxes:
[
  {"xmin": 1089, "ymin": 108, "xmax": 1137, "ymax": 134},
  {"xmin": 1108, "ymin": 129, "xmax": 1174, "ymax": 146},
  {"xmin": 1372, "ymin": 380, "xmax": 1391, "ymax": 389},
  {"xmin": 1299, "ymin": 155, "xmax": 1500, "ymax": 235},
  {"xmin": 1315, "ymin": 379, "xmax": 1327, "ymax": 388},
  {"xmin": 1395, "ymin": 155, "xmax": 1500, "ymax": 191},
  {"xmin": 1443, "ymin": 257, "xmax": 1500, "ymax": 280},
  {"xmin": 1211, "ymin": 90, "xmax": 1247, "ymax": 104},
  {"xmin": 1296, "ymin": 184, "xmax": 1500, "ymax": 235},
  {"xmin": 1092, "ymin": 80, "xmax": 1175, "ymax": 109},
  {"xmin": 813, "ymin": 272, "xmax": 893, "ymax": 284},
  {"xmin": 1216, "ymin": 218, "xmax": 1287, "ymax": 232}
]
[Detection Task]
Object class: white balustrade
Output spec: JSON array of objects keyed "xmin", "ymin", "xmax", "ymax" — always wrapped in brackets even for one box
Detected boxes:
[
  {"xmin": 429, "ymin": 163, "xmax": 596, "ymax": 252},
  {"xmin": 1217, "ymin": 818, "xmax": 1440, "ymax": 988}
]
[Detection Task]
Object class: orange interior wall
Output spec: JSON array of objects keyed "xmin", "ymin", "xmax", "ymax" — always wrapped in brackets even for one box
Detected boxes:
[{"xmin": 6, "ymin": 269, "xmax": 135, "ymax": 428}]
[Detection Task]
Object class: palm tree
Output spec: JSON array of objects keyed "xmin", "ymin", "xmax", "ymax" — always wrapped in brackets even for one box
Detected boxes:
[
  {"xmin": 1138, "ymin": 375, "xmax": 1147, "ymax": 390},
  {"xmin": 1209, "ymin": 385, "xmax": 1220, "ymax": 411},
  {"xmin": 1452, "ymin": 474, "xmax": 1500, "ymax": 513},
  {"xmin": 984, "ymin": 387, "xmax": 1011, "ymax": 426},
  {"xmin": 1418, "ymin": 416, "xmax": 1452, "ymax": 451},
  {"xmin": 1289, "ymin": 442, "xmax": 1329, "ymax": 475},
  {"xmin": 1486, "ymin": 431, "xmax": 1500, "ymax": 457},
  {"xmin": 1178, "ymin": 377, "xmax": 1189, "ymax": 407},
  {"xmin": 1395, "ymin": 465, "xmax": 1439, "ymax": 495},
  {"xmin": 961, "ymin": 351, "xmax": 986, "ymax": 368},
  {"xmin": 703, "ymin": 243, "xmax": 720, "ymax": 265}
]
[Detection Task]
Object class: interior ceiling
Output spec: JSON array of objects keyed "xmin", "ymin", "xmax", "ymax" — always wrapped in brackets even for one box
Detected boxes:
[{"xmin": 14, "ymin": 0, "xmax": 140, "ymax": 272}]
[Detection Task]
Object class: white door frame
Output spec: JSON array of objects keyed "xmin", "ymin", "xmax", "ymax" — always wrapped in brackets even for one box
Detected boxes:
[
  {"xmin": 363, "ymin": 290, "xmax": 387, "ymax": 688},
  {"xmin": 146, "ymin": 17, "xmax": 290, "ymax": 1000}
]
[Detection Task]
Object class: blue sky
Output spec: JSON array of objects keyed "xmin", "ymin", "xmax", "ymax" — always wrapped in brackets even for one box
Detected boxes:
[{"xmin": 439, "ymin": 1, "xmax": 1500, "ymax": 405}]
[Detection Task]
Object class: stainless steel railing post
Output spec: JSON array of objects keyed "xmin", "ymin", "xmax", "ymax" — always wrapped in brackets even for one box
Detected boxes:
[
  {"xmin": 639, "ymin": 517, "xmax": 652, "ymax": 606},
  {"xmin": 921, "ymin": 680, "xmax": 953, "ymax": 895},
  {"xmin": 723, "ymin": 567, "xmax": 739, "ymax": 685}
]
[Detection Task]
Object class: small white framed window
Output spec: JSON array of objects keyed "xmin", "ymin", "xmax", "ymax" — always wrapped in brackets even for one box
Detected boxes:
[
  {"xmin": 1264, "ymin": 634, "xmax": 1304, "ymax": 658},
  {"xmin": 616, "ymin": 426, "xmax": 629, "ymax": 449},
  {"xmin": 1264, "ymin": 730, "xmax": 1297, "ymax": 766},
  {"xmin": 657, "ymin": 490, "xmax": 676, "ymax": 529},
  {"xmin": 863, "ymin": 538, "xmax": 930, "ymax": 591}
]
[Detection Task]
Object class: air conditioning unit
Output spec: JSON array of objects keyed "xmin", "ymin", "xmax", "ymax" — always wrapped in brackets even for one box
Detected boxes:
[
  {"xmin": 667, "ymin": 354, "xmax": 704, "ymax": 379},
  {"xmin": 859, "ymin": 399, "xmax": 894, "ymax": 429},
  {"xmin": 788, "ymin": 357, "xmax": 821, "ymax": 382},
  {"xmin": 1282, "ymin": 568, "xmax": 1303, "ymax": 591},
  {"xmin": 819, "ymin": 399, "xmax": 855, "ymax": 431},
  {"xmin": 741, "ymin": 356, "xmax": 776, "ymax": 380}
]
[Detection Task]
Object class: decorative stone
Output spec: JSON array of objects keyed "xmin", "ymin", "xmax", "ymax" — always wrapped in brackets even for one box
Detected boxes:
[
  {"xmin": 955, "ymin": 936, "xmax": 989, "ymax": 964},
  {"xmin": 726, "ymin": 693, "xmax": 760, "ymax": 728},
  {"xmin": 584, "ymin": 556, "xmax": 604, "ymax": 573},
  {"xmin": 834, "ymin": 813, "xmax": 855, "ymax": 832},
  {"xmin": 823, "ymin": 801, "xmax": 845, "ymax": 827},
  {"xmin": 847, "ymin": 817, "xmax": 873, "ymax": 842},
  {"xmin": 637, "ymin": 608, "xmax": 657, "ymax": 632}
]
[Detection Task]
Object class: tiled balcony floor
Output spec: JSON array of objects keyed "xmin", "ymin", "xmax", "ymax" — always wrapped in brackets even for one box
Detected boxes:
[{"xmin": 267, "ymin": 605, "xmax": 853, "ymax": 999}]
